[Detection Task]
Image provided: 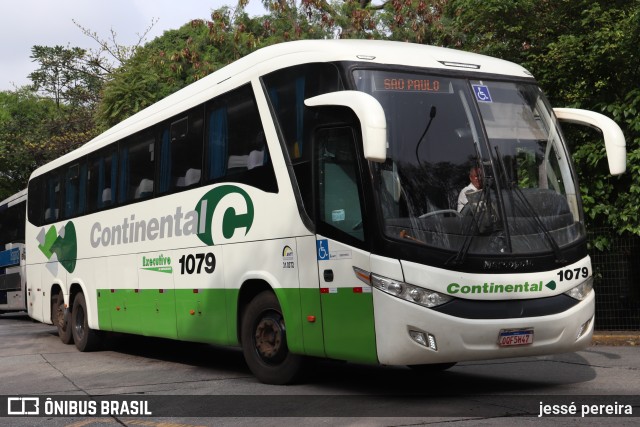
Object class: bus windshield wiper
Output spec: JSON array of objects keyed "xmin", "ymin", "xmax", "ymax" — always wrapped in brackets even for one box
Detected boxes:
[
  {"xmin": 510, "ymin": 185, "xmax": 566, "ymax": 263},
  {"xmin": 494, "ymin": 146, "xmax": 566, "ymax": 264},
  {"xmin": 447, "ymin": 175, "xmax": 497, "ymax": 266}
]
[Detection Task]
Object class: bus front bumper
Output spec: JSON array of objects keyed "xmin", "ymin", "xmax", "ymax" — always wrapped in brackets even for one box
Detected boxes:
[{"xmin": 373, "ymin": 289, "xmax": 595, "ymax": 366}]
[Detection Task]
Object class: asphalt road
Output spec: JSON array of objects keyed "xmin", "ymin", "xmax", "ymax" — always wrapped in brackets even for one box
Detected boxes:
[{"xmin": 0, "ymin": 312, "xmax": 638, "ymax": 426}]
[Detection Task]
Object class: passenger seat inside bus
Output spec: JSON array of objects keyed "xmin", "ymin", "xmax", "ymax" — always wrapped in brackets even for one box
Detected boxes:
[
  {"xmin": 102, "ymin": 188, "xmax": 112, "ymax": 204},
  {"xmin": 134, "ymin": 179, "xmax": 154, "ymax": 199},
  {"xmin": 44, "ymin": 208, "xmax": 59, "ymax": 222},
  {"xmin": 176, "ymin": 168, "xmax": 201, "ymax": 187},
  {"xmin": 247, "ymin": 149, "xmax": 265, "ymax": 170}
]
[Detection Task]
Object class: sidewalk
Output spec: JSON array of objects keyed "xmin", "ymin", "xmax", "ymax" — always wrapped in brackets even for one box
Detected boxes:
[{"xmin": 592, "ymin": 331, "xmax": 640, "ymax": 346}]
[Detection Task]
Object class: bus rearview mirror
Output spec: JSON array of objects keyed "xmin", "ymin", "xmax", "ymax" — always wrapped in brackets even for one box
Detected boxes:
[
  {"xmin": 554, "ymin": 108, "xmax": 627, "ymax": 175},
  {"xmin": 305, "ymin": 91, "xmax": 387, "ymax": 162}
]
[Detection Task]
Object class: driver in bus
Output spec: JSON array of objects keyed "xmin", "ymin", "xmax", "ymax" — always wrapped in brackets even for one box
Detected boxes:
[{"xmin": 457, "ymin": 166, "xmax": 483, "ymax": 212}]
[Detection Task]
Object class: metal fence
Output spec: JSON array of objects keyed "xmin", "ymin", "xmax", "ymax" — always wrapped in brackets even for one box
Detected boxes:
[{"xmin": 589, "ymin": 227, "xmax": 640, "ymax": 330}]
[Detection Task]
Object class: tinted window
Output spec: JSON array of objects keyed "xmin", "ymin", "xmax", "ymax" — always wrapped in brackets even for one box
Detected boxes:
[
  {"xmin": 263, "ymin": 63, "xmax": 343, "ymax": 164},
  {"xmin": 87, "ymin": 146, "xmax": 118, "ymax": 212},
  {"xmin": 119, "ymin": 130, "xmax": 155, "ymax": 202},
  {"xmin": 205, "ymin": 84, "xmax": 277, "ymax": 193},
  {"xmin": 63, "ymin": 163, "xmax": 87, "ymax": 218},
  {"xmin": 158, "ymin": 107, "xmax": 204, "ymax": 194},
  {"xmin": 0, "ymin": 200, "xmax": 26, "ymax": 245},
  {"xmin": 43, "ymin": 171, "xmax": 63, "ymax": 223}
]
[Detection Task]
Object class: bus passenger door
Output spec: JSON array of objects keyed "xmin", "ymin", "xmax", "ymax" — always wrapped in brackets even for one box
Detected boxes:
[{"xmin": 313, "ymin": 126, "xmax": 378, "ymax": 364}]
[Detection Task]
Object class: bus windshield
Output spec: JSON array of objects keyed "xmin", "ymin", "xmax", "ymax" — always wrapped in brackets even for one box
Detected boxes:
[{"xmin": 352, "ymin": 69, "xmax": 584, "ymax": 256}]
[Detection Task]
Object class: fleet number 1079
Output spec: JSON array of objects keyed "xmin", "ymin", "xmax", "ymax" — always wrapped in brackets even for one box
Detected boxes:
[
  {"xmin": 557, "ymin": 267, "xmax": 589, "ymax": 282},
  {"xmin": 178, "ymin": 252, "xmax": 216, "ymax": 275}
]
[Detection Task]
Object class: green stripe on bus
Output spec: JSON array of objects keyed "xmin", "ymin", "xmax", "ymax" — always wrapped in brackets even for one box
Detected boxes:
[
  {"xmin": 96, "ymin": 286, "xmax": 377, "ymax": 364},
  {"xmin": 320, "ymin": 288, "xmax": 377, "ymax": 364},
  {"xmin": 97, "ymin": 288, "xmax": 231, "ymax": 343}
]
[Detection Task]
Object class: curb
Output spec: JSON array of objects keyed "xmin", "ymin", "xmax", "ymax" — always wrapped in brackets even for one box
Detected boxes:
[{"xmin": 591, "ymin": 332, "xmax": 639, "ymax": 346}]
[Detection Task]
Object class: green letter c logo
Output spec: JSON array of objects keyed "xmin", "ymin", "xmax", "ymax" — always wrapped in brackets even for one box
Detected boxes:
[{"xmin": 196, "ymin": 185, "xmax": 254, "ymax": 246}]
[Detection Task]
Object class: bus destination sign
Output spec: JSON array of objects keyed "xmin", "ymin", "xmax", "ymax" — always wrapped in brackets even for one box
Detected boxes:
[{"xmin": 376, "ymin": 77, "xmax": 450, "ymax": 93}]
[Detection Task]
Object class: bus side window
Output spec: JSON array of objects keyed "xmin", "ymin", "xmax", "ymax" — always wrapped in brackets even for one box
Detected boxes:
[
  {"xmin": 43, "ymin": 171, "xmax": 63, "ymax": 223},
  {"xmin": 64, "ymin": 163, "xmax": 87, "ymax": 219},
  {"xmin": 119, "ymin": 131, "xmax": 155, "ymax": 202},
  {"xmin": 87, "ymin": 147, "xmax": 118, "ymax": 212},
  {"xmin": 204, "ymin": 84, "xmax": 277, "ymax": 193},
  {"xmin": 0, "ymin": 198, "xmax": 26, "ymax": 246},
  {"xmin": 158, "ymin": 106, "xmax": 204, "ymax": 194}
]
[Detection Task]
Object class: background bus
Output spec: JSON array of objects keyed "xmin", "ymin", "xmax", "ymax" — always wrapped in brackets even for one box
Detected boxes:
[
  {"xmin": 0, "ymin": 189, "xmax": 27, "ymax": 314},
  {"xmin": 24, "ymin": 40, "xmax": 626, "ymax": 384}
]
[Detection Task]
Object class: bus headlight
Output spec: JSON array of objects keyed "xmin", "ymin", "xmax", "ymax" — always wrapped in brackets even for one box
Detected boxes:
[
  {"xmin": 370, "ymin": 273, "xmax": 452, "ymax": 308},
  {"xmin": 564, "ymin": 277, "xmax": 594, "ymax": 301}
]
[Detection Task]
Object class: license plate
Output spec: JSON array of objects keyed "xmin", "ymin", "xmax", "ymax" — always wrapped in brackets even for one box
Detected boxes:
[{"xmin": 498, "ymin": 328, "xmax": 534, "ymax": 346}]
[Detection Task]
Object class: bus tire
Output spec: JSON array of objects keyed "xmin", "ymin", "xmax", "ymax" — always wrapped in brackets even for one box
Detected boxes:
[
  {"xmin": 241, "ymin": 291, "xmax": 302, "ymax": 385},
  {"xmin": 52, "ymin": 293, "xmax": 73, "ymax": 344},
  {"xmin": 71, "ymin": 293, "xmax": 101, "ymax": 352}
]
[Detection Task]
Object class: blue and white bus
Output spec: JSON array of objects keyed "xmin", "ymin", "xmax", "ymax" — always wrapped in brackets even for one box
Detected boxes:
[{"xmin": 0, "ymin": 189, "xmax": 27, "ymax": 314}]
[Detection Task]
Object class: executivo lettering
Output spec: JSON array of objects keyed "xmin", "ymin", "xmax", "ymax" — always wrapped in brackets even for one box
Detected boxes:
[{"xmin": 89, "ymin": 185, "xmax": 254, "ymax": 248}]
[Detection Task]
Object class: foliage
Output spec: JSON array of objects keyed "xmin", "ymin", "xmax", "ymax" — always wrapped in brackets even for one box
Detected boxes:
[
  {"xmin": 96, "ymin": 4, "xmax": 332, "ymax": 127},
  {"xmin": 445, "ymin": 0, "xmax": 542, "ymax": 62},
  {"xmin": 72, "ymin": 17, "xmax": 159, "ymax": 75},
  {"xmin": 95, "ymin": 52, "xmax": 162, "ymax": 129},
  {"xmin": 376, "ymin": 0, "xmax": 450, "ymax": 43},
  {"xmin": 0, "ymin": 90, "xmax": 53, "ymax": 196},
  {"xmin": 533, "ymin": 2, "xmax": 640, "ymax": 244},
  {"xmin": 28, "ymin": 45, "xmax": 103, "ymax": 109},
  {"xmin": 0, "ymin": 89, "xmax": 98, "ymax": 198},
  {"xmin": 0, "ymin": 44, "xmax": 106, "ymax": 199}
]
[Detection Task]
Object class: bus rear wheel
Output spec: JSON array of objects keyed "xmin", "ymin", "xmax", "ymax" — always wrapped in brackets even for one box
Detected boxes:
[
  {"xmin": 241, "ymin": 291, "xmax": 302, "ymax": 384},
  {"xmin": 71, "ymin": 293, "xmax": 101, "ymax": 352},
  {"xmin": 52, "ymin": 293, "xmax": 73, "ymax": 344}
]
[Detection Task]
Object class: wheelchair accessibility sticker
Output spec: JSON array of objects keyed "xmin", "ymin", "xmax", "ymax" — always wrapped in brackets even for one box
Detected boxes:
[
  {"xmin": 472, "ymin": 84, "xmax": 492, "ymax": 103},
  {"xmin": 317, "ymin": 239, "xmax": 329, "ymax": 261}
]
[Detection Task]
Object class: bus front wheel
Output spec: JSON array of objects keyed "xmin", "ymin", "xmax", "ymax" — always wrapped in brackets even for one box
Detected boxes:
[
  {"xmin": 71, "ymin": 293, "xmax": 101, "ymax": 352},
  {"xmin": 241, "ymin": 291, "xmax": 302, "ymax": 384},
  {"xmin": 52, "ymin": 293, "xmax": 73, "ymax": 344}
]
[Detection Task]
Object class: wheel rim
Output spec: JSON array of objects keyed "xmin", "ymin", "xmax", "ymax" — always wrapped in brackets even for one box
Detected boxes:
[
  {"xmin": 253, "ymin": 311, "xmax": 286, "ymax": 365},
  {"xmin": 55, "ymin": 299, "xmax": 65, "ymax": 329}
]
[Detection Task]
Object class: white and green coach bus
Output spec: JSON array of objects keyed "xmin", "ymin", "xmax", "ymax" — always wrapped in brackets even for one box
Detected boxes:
[
  {"xmin": 25, "ymin": 40, "xmax": 626, "ymax": 384},
  {"xmin": 0, "ymin": 189, "xmax": 27, "ymax": 314}
]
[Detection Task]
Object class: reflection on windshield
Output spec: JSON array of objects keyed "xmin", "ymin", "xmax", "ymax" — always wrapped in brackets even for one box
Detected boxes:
[{"xmin": 353, "ymin": 69, "xmax": 585, "ymax": 256}]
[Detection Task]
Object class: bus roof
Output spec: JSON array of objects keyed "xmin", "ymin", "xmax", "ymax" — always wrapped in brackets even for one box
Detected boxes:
[
  {"xmin": 0, "ymin": 189, "xmax": 27, "ymax": 208},
  {"xmin": 29, "ymin": 39, "xmax": 534, "ymax": 178}
]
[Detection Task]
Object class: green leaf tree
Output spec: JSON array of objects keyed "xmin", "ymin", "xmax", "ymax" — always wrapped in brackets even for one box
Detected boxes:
[
  {"xmin": 28, "ymin": 45, "xmax": 103, "ymax": 109},
  {"xmin": 0, "ymin": 89, "xmax": 91, "ymax": 198},
  {"xmin": 96, "ymin": 4, "xmax": 332, "ymax": 127}
]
